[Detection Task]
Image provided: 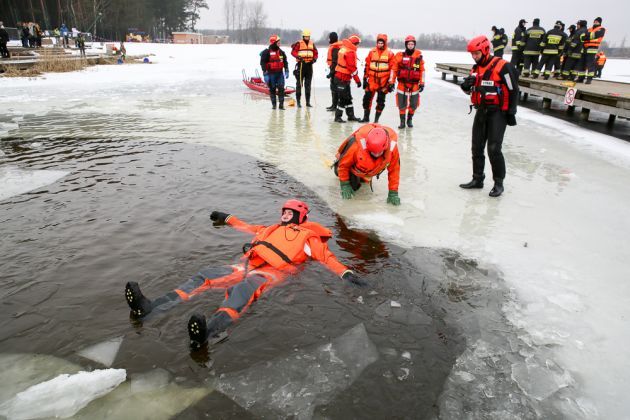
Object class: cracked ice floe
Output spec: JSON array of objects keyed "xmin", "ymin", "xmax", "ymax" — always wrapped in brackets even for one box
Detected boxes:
[
  {"xmin": 76, "ymin": 336, "xmax": 123, "ymax": 367},
  {"xmin": 0, "ymin": 369, "xmax": 126, "ymax": 419},
  {"xmin": 0, "ymin": 166, "xmax": 69, "ymax": 201},
  {"xmin": 216, "ymin": 323, "xmax": 379, "ymax": 419}
]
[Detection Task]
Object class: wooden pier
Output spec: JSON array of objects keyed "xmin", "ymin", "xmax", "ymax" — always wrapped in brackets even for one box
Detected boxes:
[{"xmin": 435, "ymin": 63, "xmax": 630, "ymax": 124}]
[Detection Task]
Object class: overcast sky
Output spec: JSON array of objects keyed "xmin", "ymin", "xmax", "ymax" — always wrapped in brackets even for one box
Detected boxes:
[{"xmin": 199, "ymin": 0, "xmax": 628, "ymax": 45}]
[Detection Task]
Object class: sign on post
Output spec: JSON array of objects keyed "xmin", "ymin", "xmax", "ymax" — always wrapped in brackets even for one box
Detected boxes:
[{"xmin": 564, "ymin": 87, "xmax": 577, "ymax": 106}]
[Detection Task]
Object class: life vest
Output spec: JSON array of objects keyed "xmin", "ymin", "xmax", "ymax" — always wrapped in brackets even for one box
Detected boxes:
[
  {"xmin": 336, "ymin": 46, "xmax": 355, "ymax": 76},
  {"xmin": 245, "ymin": 222, "xmax": 331, "ymax": 270},
  {"xmin": 297, "ymin": 40, "xmax": 315, "ymax": 63},
  {"xmin": 397, "ymin": 50, "xmax": 423, "ymax": 84},
  {"xmin": 584, "ymin": 26, "xmax": 605, "ymax": 49},
  {"xmin": 334, "ymin": 125, "xmax": 397, "ymax": 182},
  {"xmin": 327, "ymin": 41, "xmax": 343, "ymax": 67},
  {"xmin": 470, "ymin": 56, "xmax": 510, "ymax": 112},
  {"xmin": 367, "ymin": 48, "xmax": 392, "ymax": 78},
  {"xmin": 266, "ymin": 49, "xmax": 284, "ymax": 72}
]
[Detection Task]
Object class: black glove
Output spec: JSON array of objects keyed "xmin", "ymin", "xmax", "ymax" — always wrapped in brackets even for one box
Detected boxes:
[
  {"xmin": 388, "ymin": 84, "xmax": 395, "ymax": 93},
  {"xmin": 506, "ymin": 113, "xmax": 517, "ymax": 126},
  {"xmin": 210, "ymin": 211, "xmax": 230, "ymax": 225},
  {"xmin": 460, "ymin": 75, "xmax": 475, "ymax": 94},
  {"xmin": 342, "ymin": 271, "xmax": 367, "ymax": 287},
  {"xmin": 326, "ymin": 73, "xmax": 332, "ymax": 79},
  {"xmin": 418, "ymin": 84, "xmax": 425, "ymax": 93},
  {"xmin": 356, "ymin": 80, "xmax": 362, "ymax": 88}
]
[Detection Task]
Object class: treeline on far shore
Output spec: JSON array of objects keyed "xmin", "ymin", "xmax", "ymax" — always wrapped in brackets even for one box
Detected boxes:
[{"xmin": 201, "ymin": 26, "xmax": 630, "ymax": 57}]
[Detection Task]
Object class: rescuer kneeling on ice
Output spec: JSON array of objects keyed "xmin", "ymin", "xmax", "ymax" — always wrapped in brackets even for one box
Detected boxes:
[
  {"xmin": 459, "ymin": 36, "xmax": 519, "ymax": 197},
  {"xmin": 333, "ymin": 123, "xmax": 401, "ymax": 205},
  {"xmin": 125, "ymin": 200, "xmax": 365, "ymax": 348}
]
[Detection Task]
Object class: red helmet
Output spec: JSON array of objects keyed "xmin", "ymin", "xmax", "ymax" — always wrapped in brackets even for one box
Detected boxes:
[
  {"xmin": 348, "ymin": 34, "xmax": 361, "ymax": 45},
  {"xmin": 405, "ymin": 35, "xmax": 416, "ymax": 44},
  {"xmin": 282, "ymin": 199, "xmax": 309, "ymax": 224},
  {"xmin": 366, "ymin": 127, "xmax": 389, "ymax": 154},
  {"xmin": 269, "ymin": 34, "xmax": 280, "ymax": 45},
  {"xmin": 467, "ymin": 35, "xmax": 490, "ymax": 55}
]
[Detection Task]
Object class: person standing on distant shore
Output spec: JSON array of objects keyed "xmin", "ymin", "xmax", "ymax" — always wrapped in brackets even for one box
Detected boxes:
[{"xmin": 0, "ymin": 23, "xmax": 10, "ymax": 59}]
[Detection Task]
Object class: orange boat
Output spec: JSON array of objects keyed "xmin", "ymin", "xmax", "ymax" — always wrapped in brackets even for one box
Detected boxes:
[{"xmin": 242, "ymin": 69, "xmax": 295, "ymax": 96}]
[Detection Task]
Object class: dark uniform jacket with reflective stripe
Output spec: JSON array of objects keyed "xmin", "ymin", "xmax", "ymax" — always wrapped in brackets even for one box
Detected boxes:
[
  {"xmin": 492, "ymin": 32, "xmax": 508, "ymax": 52},
  {"xmin": 511, "ymin": 25, "xmax": 527, "ymax": 50},
  {"xmin": 523, "ymin": 25, "xmax": 546, "ymax": 55},
  {"xmin": 569, "ymin": 27, "xmax": 588, "ymax": 58},
  {"xmin": 541, "ymin": 28, "xmax": 567, "ymax": 55}
]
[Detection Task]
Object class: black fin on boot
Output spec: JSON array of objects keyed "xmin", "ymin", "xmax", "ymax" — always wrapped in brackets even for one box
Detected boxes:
[
  {"xmin": 125, "ymin": 281, "xmax": 153, "ymax": 318},
  {"xmin": 188, "ymin": 313, "xmax": 208, "ymax": 349}
]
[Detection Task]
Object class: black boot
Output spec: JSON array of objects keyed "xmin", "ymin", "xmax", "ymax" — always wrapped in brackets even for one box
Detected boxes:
[
  {"xmin": 398, "ymin": 114, "xmax": 406, "ymax": 129},
  {"xmin": 296, "ymin": 94, "xmax": 302, "ymax": 108},
  {"xmin": 125, "ymin": 281, "xmax": 153, "ymax": 318},
  {"xmin": 326, "ymin": 105, "xmax": 336, "ymax": 111},
  {"xmin": 543, "ymin": 74, "xmax": 550, "ymax": 80},
  {"xmin": 360, "ymin": 109, "xmax": 370, "ymax": 123},
  {"xmin": 532, "ymin": 73, "xmax": 539, "ymax": 79},
  {"xmin": 489, "ymin": 179, "xmax": 504, "ymax": 197},
  {"xmin": 459, "ymin": 177, "xmax": 484, "ymax": 189},
  {"xmin": 346, "ymin": 107, "xmax": 361, "ymax": 122},
  {"xmin": 306, "ymin": 93, "xmax": 312, "ymax": 107},
  {"xmin": 406, "ymin": 114, "xmax": 414, "ymax": 128},
  {"xmin": 576, "ymin": 76, "xmax": 585, "ymax": 83},
  {"xmin": 374, "ymin": 111, "xmax": 382, "ymax": 123},
  {"xmin": 585, "ymin": 77, "xmax": 592, "ymax": 84},
  {"xmin": 334, "ymin": 109, "xmax": 346, "ymax": 123},
  {"xmin": 270, "ymin": 94, "xmax": 277, "ymax": 110},
  {"xmin": 188, "ymin": 313, "xmax": 208, "ymax": 348}
]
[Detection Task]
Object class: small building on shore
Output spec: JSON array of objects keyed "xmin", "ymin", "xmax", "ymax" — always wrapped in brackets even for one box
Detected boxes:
[{"xmin": 172, "ymin": 32, "xmax": 229, "ymax": 44}]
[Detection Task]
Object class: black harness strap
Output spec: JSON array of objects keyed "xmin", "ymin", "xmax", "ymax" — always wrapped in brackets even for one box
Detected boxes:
[{"xmin": 251, "ymin": 241, "xmax": 293, "ymax": 264}]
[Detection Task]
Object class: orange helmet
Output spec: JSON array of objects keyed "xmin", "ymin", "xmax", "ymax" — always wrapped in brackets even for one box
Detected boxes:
[
  {"xmin": 405, "ymin": 35, "xmax": 416, "ymax": 44},
  {"xmin": 366, "ymin": 127, "xmax": 389, "ymax": 155},
  {"xmin": 467, "ymin": 35, "xmax": 490, "ymax": 55},
  {"xmin": 348, "ymin": 34, "xmax": 361, "ymax": 45},
  {"xmin": 282, "ymin": 199, "xmax": 309, "ymax": 224},
  {"xmin": 269, "ymin": 34, "xmax": 280, "ymax": 45}
]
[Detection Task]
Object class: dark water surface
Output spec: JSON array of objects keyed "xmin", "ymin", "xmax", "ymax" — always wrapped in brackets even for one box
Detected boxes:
[{"xmin": 1, "ymin": 138, "xmax": 475, "ymax": 418}]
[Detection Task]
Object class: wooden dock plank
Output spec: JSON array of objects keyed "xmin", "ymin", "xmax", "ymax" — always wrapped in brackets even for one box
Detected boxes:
[{"xmin": 435, "ymin": 63, "xmax": 630, "ymax": 120}]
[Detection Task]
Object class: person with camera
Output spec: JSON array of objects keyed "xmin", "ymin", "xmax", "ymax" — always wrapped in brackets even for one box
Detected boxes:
[{"xmin": 459, "ymin": 36, "xmax": 519, "ymax": 198}]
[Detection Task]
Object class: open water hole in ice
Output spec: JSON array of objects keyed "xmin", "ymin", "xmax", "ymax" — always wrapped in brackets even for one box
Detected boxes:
[{"xmin": 0, "ymin": 139, "xmax": 590, "ymax": 419}]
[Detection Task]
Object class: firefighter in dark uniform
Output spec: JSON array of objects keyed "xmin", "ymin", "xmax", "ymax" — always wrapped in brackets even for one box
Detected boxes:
[
  {"xmin": 563, "ymin": 20, "xmax": 588, "ymax": 81},
  {"xmin": 533, "ymin": 21, "xmax": 567, "ymax": 79},
  {"xmin": 459, "ymin": 36, "xmax": 519, "ymax": 198},
  {"xmin": 583, "ymin": 17, "xmax": 606, "ymax": 84},
  {"xmin": 559, "ymin": 24, "xmax": 576, "ymax": 78},
  {"xmin": 510, "ymin": 19, "xmax": 528, "ymax": 74},
  {"xmin": 491, "ymin": 26, "xmax": 508, "ymax": 58},
  {"xmin": 521, "ymin": 18, "xmax": 545, "ymax": 77}
]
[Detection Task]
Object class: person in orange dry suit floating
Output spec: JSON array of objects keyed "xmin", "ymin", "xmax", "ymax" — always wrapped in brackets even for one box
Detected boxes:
[
  {"xmin": 332, "ymin": 123, "xmax": 401, "ymax": 206},
  {"xmin": 125, "ymin": 199, "xmax": 365, "ymax": 348}
]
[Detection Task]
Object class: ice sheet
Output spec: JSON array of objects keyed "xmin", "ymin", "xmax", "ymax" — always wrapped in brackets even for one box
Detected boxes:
[
  {"xmin": 216, "ymin": 323, "xmax": 379, "ymax": 419},
  {"xmin": 0, "ymin": 166, "xmax": 69, "ymax": 201},
  {"xmin": 0, "ymin": 369, "xmax": 126, "ymax": 420},
  {"xmin": 76, "ymin": 336, "xmax": 123, "ymax": 367}
]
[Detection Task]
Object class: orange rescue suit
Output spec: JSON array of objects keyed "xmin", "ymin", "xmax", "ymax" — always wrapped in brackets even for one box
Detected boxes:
[
  {"xmin": 226, "ymin": 216, "xmax": 349, "ymax": 277},
  {"xmin": 335, "ymin": 39, "xmax": 361, "ymax": 83},
  {"xmin": 327, "ymin": 40, "xmax": 343, "ymax": 67},
  {"xmin": 336, "ymin": 124, "xmax": 401, "ymax": 191},
  {"xmin": 364, "ymin": 34, "xmax": 394, "ymax": 91},
  {"xmin": 390, "ymin": 49, "xmax": 425, "ymax": 92}
]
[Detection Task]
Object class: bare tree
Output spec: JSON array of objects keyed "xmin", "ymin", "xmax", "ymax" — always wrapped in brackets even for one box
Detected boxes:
[
  {"xmin": 187, "ymin": 0, "xmax": 208, "ymax": 32},
  {"xmin": 223, "ymin": 0, "xmax": 231, "ymax": 32},
  {"xmin": 246, "ymin": 1, "xmax": 266, "ymax": 44}
]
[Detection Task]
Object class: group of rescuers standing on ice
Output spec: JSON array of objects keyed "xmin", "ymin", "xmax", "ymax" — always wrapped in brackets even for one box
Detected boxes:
[{"xmin": 124, "ymin": 20, "xmax": 605, "ymax": 350}]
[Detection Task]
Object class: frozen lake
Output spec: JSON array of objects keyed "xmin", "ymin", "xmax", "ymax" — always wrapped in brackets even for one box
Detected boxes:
[{"xmin": 1, "ymin": 43, "xmax": 630, "ymax": 419}]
